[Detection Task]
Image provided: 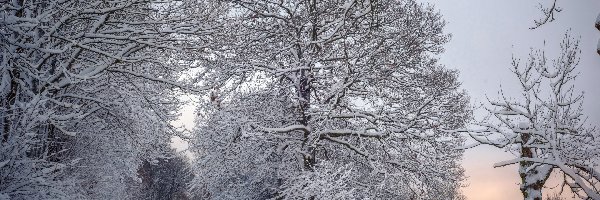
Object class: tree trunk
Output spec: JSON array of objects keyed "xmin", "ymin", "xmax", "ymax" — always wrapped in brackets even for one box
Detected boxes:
[
  {"xmin": 299, "ymin": 69, "xmax": 314, "ymax": 170},
  {"xmin": 519, "ymin": 130, "xmax": 552, "ymax": 200},
  {"xmin": 299, "ymin": 0, "xmax": 318, "ymax": 171}
]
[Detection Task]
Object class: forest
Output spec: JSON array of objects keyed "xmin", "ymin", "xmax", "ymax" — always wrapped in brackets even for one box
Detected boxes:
[{"xmin": 0, "ymin": 0, "xmax": 599, "ymax": 199}]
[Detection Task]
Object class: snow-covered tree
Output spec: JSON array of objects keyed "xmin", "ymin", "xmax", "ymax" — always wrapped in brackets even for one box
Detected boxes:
[
  {"xmin": 455, "ymin": 33, "xmax": 600, "ymax": 199},
  {"xmin": 191, "ymin": 90, "xmax": 294, "ymax": 199},
  {"xmin": 0, "ymin": 0, "xmax": 217, "ymax": 198},
  {"xmin": 193, "ymin": 85, "xmax": 468, "ymax": 199},
  {"xmin": 193, "ymin": 0, "xmax": 470, "ymax": 199}
]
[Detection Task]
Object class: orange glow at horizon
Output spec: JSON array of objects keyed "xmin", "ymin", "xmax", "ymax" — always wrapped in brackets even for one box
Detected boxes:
[
  {"xmin": 462, "ymin": 145, "xmax": 522, "ymax": 200},
  {"xmin": 462, "ymin": 145, "xmax": 578, "ymax": 200}
]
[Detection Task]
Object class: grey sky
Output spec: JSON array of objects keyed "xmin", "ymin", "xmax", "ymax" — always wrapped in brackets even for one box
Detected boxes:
[{"xmin": 417, "ymin": 0, "xmax": 600, "ymax": 199}]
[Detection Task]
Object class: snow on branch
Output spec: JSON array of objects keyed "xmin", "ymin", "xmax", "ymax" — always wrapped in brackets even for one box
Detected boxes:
[{"xmin": 530, "ymin": 0, "xmax": 562, "ymax": 29}]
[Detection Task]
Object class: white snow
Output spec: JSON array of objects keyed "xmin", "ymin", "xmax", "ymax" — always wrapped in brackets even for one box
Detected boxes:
[
  {"xmin": 0, "ymin": 160, "xmax": 9, "ymax": 168},
  {"xmin": 518, "ymin": 121, "xmax": 529, "ymax": 129}
]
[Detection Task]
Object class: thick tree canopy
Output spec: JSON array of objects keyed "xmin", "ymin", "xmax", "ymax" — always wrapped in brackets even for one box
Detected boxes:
[{"xmin": 192, "ymin": 0, "xmax": 470, "ymax": 199}]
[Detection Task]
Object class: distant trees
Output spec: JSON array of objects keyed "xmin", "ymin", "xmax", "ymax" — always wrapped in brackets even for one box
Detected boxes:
[
  {"xmin": 136, "ymin": 150, "xmax": 194, "ymax": 200},
  {"xmin": 455, "ymin": 33, "xmax": 600, "ymax": 199},
  {"xmin": 192, "ymin": 0, "xmax": 470, "ymax": 199}
]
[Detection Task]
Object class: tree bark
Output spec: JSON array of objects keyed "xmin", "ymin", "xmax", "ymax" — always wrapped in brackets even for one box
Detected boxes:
[{"xmin": 519, "ymin": 130, "xmax": 552, "ymax": 200}]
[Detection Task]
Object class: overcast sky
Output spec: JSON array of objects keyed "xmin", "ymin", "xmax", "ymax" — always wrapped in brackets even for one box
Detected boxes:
[{"xmin": 417, "ymin": 0, "xmax": 600, "ymax": 199}]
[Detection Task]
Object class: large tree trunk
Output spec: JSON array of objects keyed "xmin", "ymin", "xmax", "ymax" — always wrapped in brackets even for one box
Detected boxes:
[
  {"xmin": 299, "ymin": 69, "xmax": 314, "ymax": 170},
  {"xmin": 299, "ymin": 0, "xmax": 319, "ymax": 171}
]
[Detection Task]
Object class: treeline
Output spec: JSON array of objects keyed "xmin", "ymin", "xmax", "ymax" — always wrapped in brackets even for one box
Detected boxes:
[{"xmin": 1, "ymin": 0, "xmax": 598, "ymax": 199}]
